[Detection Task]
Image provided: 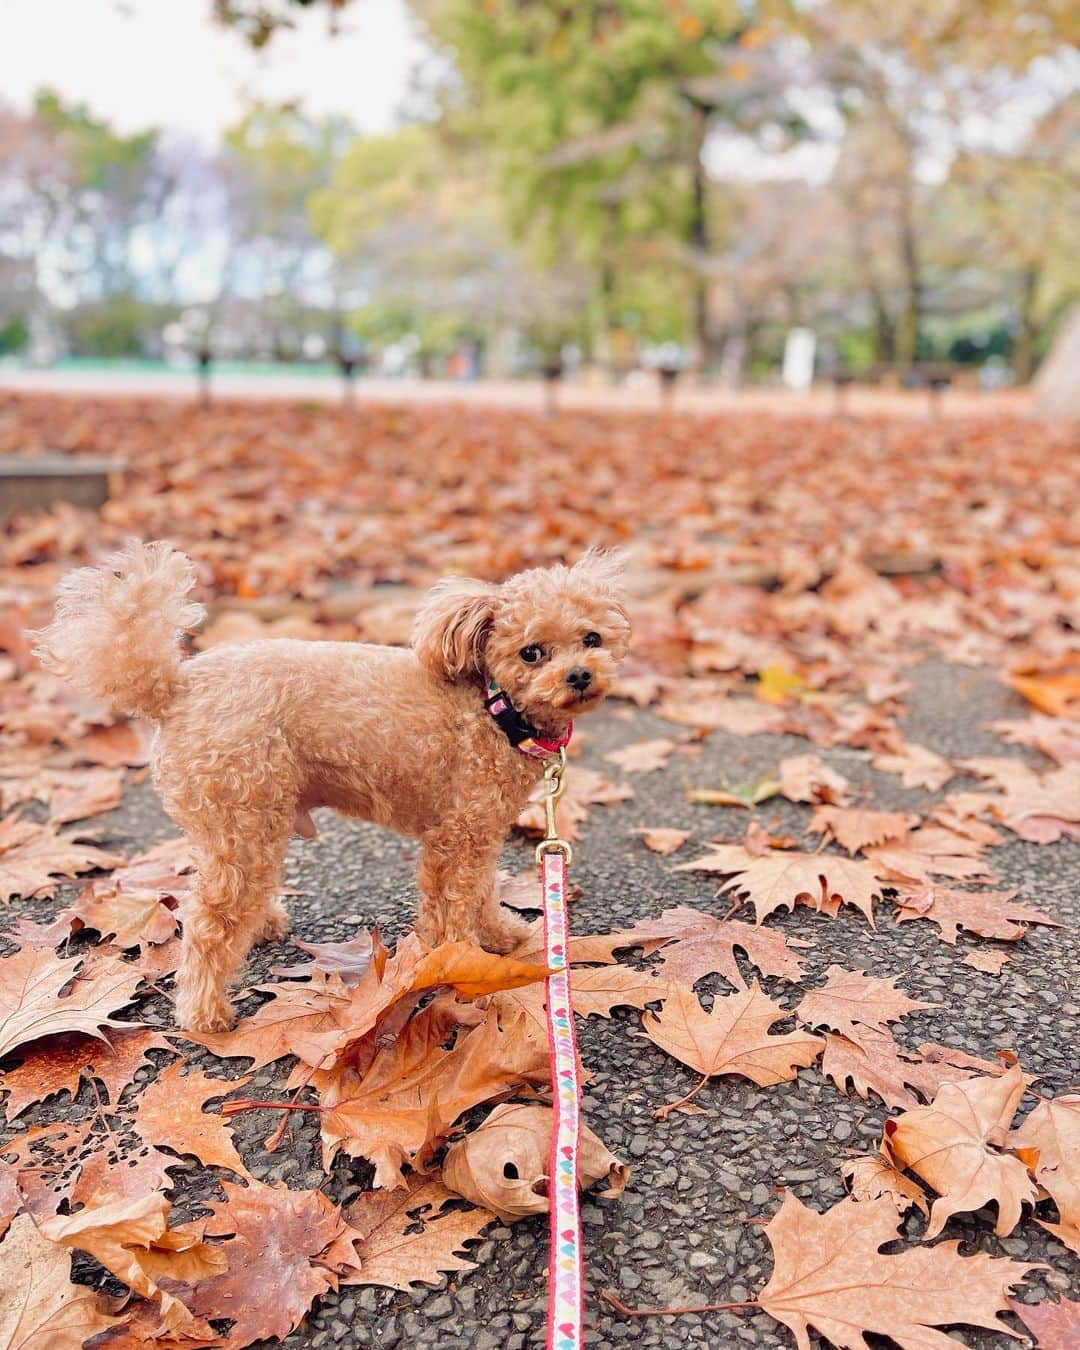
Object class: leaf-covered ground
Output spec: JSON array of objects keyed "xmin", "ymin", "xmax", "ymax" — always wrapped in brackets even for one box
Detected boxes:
[{"xmin": 1, "ymin": 393, "xmax": 1077, "ymax": 1349}]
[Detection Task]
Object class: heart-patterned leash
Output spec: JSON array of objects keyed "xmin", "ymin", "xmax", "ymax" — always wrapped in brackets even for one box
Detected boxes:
[{"xmin": 536, "ymin": 750, "xmax": 583, "ymax": 1350}]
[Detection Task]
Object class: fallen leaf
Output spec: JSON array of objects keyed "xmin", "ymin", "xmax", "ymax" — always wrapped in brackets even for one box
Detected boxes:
[
  {"xmin": 314, "ymin": 1003, "xmax": 547, "ymax": 1186},
  {"xmin": 757, "ymin": 1192, "xmax": 1036, "ymax": 1349},
  {"xmin": 569, "ymin": 965, "xmax": 671, "ymax": 1017},
  {"xmin": 674, "ymin": 845, "xmax": 884, "ymax": 925},
  {"xmin": 1009, "ymin": 1296, "xmax": 1080, "ymax": 1350},
  {"xmin": 41, "ymin": 1190, "xmax": 223, "ymax": 1337},
  {"xmin": 962, "ymin": 949, "xmax": 1011, "ymax": 975},
  {"xmin": 957, "ymin": 761, "xmax": 1080, "ymax": 843},
  {"xmin": 272, "ymin": 932, "xmax": 376, "ymax": 985},
  {"xmin": 70, "ymin": 882, "xmax": 180, "ymax": 949},
  {"xmin": 892, "ymin": 885, "xmax": 1060, "ymax": 944},
  {"xmin": 0, "ymin": 1212, "xmax": 119, "ymax": 1347},
  {"xmin": 867, "ymin": 825, "xmax": 997, "ymax": 885},
  {"xmin": 342, "ymin": 1174, "xmax": 492, "ymax": 1292},
  {"xmin": 685, "ymin": 773, "xmax": 780, "ymax": 807},
  {"xmin": 657, "ymin": 696, "xmax": 786, "ymax": 736},
  {"xmin": 1010, "ymin": 1094, "xmax": 1079, "ymax": 1246},
  {"xmin": 809, "ymin": 806, "xmax": 920, "ymax": 854},
  {"xmin": 841, "ymin": 1154, "xmax": 929, "ymax": 1215},
  {"xmin": 643, "ymin": 982, "xmax": 823, "ymax": 1113},
  {"xmin": 991, "ymin": 715, "xmax": 1080, "ymax": 766},
  {"xmin": 883, "ymin": 1063, "xmax": 1038, "ymax": 1237},
  {"xmin": 871, "ymin": 742, "xmax": 954, "ymax": 791},
  {"xmin": 820, "ymin": 1028, "xmax": 1003, "ymax": 1112},
  {"xmin": 181, "ymin": 1179, "xmax": 358, "ymax": 1344},
  {"xmin": 756, "ymin": 664, "xmax": 809, "ymax": 705},
  {"xmin": 0, "ymin": 948, "xmax": 146, "ymax": 1060},
  {"xmin": 1008, "ymin": 670, "xmax": 1080, "ymax": 718},
  {"xmin": 649, "ymin": 910, "xmax": 810, "ymax": 989},
  {"xmin": 131, "ymin": 1062, "xmax": 253, "ymax": 1180},
  {"xmin": 634, "ymin": 826, "xmax": 692, "ymax": 856},
  {"xmin": 0, "ymin": 816, "xmax": 124, "ymax": 903},
  {"xmin": 796, "ymin": 965, "xmax": 938, "ymax": 1049},
  {"xmin": 778, "ymin": 754, "xmax": 852, "ymax": 805},
  {"xmin": 604, "ymin": 738, "xmax": 677, "ymax": 774},
  {"xmin": 443, "ymin": 1102, "xmax": 628, "ymax": 1222}
]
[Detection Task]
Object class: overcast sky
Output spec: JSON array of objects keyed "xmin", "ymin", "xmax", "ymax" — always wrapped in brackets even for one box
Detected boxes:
[{"xmin": 0, "ymin": 0, "xmax": 429, "ymax": 141}]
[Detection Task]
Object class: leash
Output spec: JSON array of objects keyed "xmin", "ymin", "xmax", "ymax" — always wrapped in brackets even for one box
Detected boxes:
[{"xmin": 536, "ymin": 749, "xmax": 584, "ymax": 1350}]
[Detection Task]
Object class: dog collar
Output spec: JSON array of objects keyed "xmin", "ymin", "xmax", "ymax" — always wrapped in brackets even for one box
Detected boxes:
[{"xmin": 484, "ymin": 680, "xmax": 572, "ymax": 759}]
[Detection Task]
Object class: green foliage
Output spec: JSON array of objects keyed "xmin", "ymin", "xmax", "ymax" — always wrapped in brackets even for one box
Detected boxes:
[{"xmin": 0, "ymin": 315, "xmax": 30, "ymax": 356}]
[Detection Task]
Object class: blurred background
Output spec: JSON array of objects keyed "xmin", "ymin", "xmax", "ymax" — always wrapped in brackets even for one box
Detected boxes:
[{"xmin": 0, "ymin": 0, "xmax": 1076, "ymax": 404}]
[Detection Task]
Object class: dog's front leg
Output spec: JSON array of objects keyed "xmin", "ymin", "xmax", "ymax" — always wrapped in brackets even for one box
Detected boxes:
[{"xmin": 416, "ymin": 830, "xmax": 528, "ymax": 954}]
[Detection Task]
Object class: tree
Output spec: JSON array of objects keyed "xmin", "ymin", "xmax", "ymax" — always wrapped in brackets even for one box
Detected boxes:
[{"xmin": 798, "ymin": 0, "xmax": 1077, "ymax": 365}]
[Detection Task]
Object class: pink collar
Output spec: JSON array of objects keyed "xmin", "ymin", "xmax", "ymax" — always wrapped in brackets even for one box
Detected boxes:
[{"xmin": 484, "ymin": 681, "xmax": 573, "ymax": 759}]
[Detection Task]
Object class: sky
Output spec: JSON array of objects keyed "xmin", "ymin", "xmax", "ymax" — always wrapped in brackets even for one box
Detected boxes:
[{"xmin": 0, "ymin": 0, "xmax": 429, "ymax": 143}]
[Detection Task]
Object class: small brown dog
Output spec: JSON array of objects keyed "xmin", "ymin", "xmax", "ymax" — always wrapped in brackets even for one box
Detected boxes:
[{"xmin": 36, "ymin": 542, "xmax": 630, "ymax": 1031}]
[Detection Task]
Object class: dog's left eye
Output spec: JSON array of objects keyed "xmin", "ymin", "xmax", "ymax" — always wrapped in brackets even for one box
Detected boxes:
[
  {"xmin": 582, "ymin": 632, "xmax": 602, "ymax": 648},
  {"xmin": 520, "ymin": 644, "xmax": 544, "ymax": 664}
]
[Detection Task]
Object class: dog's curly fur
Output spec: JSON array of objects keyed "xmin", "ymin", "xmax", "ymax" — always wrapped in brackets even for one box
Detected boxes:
[{"xmin": 35, "ymin": 542, "xmax": 630, "ymax": 1032}]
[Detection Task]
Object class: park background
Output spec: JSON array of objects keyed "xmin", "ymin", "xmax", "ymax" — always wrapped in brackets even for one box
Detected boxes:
[{"xmin": 0, "ymin": 0, "xmax": 1076, "ymax": 403}]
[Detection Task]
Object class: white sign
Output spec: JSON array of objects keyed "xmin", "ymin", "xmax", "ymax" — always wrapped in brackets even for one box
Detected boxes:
[{"xmin": 782, "ymin": 327, "xmax": 816, "ymax": 390}]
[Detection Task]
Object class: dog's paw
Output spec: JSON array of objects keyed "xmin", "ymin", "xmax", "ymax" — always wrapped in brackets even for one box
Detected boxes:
[
  {"xmin": 175, "ymin": 996, "xmax": 235, "ymax": 1035},
  {"xmin": 477, "ymin": 906, "xmax": 534, "ymax": 955},
  {"xmin": 257, "ymin": 900, "xmax": 290, "ymax": 943}
]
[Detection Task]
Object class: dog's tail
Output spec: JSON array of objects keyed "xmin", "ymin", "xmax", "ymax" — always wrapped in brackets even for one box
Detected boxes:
[{"xmin": 34, "ymin": 540, "xmax": 205, "ymax": 721}]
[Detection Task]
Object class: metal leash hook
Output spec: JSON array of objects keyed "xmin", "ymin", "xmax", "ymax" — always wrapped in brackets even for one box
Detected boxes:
[{"xmin": 535, "ymin": 746, "xmax": 572, "ymax": 867}]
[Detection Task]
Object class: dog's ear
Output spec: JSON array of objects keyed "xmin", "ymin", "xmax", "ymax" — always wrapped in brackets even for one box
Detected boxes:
[
  {"xmin": 412, "ymin": 576, "xmax": 496, "ymax": 681},
  {"xmin": 570, "ymin": 546, "xmax": 630, "ymax": 593}
]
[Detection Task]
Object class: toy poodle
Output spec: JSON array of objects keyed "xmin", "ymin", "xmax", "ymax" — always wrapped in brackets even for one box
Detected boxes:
[{"xmin": 35, "ymin": 542, "xmax": 630, "ymax": 1031}]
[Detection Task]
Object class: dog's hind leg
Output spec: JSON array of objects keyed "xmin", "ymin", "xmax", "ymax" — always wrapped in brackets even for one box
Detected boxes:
[{"xmin": 174, "ymin": 816, "xmax": 290, "ymax": 1032}]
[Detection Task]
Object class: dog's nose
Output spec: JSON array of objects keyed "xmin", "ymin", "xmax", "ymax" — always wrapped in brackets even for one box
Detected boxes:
[{"xmin": 566, "ymin": 666, "xmax": 592, "ymax": 691}]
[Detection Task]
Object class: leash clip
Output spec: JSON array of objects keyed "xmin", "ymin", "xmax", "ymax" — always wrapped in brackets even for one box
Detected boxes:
[{"xmin": 535, "ymin": 746, "xmax": 572, "ymax": 866}]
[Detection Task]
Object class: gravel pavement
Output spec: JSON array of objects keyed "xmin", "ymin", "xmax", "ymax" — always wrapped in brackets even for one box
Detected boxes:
[{"xmin": 2, "ymin": 659, "xmax": 1076, "ymax": 1349}]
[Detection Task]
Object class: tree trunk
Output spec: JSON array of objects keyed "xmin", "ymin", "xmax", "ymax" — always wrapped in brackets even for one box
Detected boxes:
[
  {"xmin": 871, "ymin": 290, "xmax": 895, "ymax": 365},
  {"xmin": 895, "ymin": 180, "xmax": 922, "ymax": 367},
  {"xmin": 687, "ymin": 101, "xmax": 712, "ymax": 372},
  {"xmin": 1012, "ymin": 264, "xmax": 1041, "ymax": 384}
]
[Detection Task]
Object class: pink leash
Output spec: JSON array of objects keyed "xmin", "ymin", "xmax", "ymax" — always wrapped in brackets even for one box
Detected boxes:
[{"xmin": 536, "ymin": 753, "xmax": 583, "ymax": 1350}]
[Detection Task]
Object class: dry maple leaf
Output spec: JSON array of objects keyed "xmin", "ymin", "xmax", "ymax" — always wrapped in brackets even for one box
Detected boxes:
[
  {"xmin": 892, "ymin": 885, "xmax": 1060, "ymax": 944},
  {"xmin": 443, "ymin": 1102, "xmax": 627, "ymax": 1223},
  {"xmin": 634, "ymin": 826, "xmax": 692, "ymax": 856},
  {"xmin": 1010, "ymin": 1295, "xmax": 1080, "ymax": 1349},
  {"xmin": 1, "ymin": 1027, "xmax": 170, "ymax": 1123},
  {"xmin": 1008, "ymin": 670, "xmax": 1080, "ymax": 719},
  {"xmin": 962, "ymin": 761, "xmax": 1080, "ymax": 843},
  {"xmin": 71, "ymin": 1138, "xmax": 177, "ymax": 1209},
  {"xmin": 180, "ymin": 1178, "xmax": 358, "ymax": 1345},
  {"xmin": 604, "ymin": 737, "xmax": 677, "ymax": 774},
  {"xmin": 1010, "ymin": 1094, "xmax": 1079, "ymax": 1255},
  {"xmin": 0, "ymin": 1162, "xmax": 20, "ymax": 1240},
  {"xmin": 0, "ymin": 948, "xmax": 146, "ymax": 1061},
  {"xmin": 777, "ymin": 754, "xmax": 852, "ymax": 805},
  {"xmin": 674, "ymin": 845, "xmax": 885, "ymax": 925},
  {"xmin": 70, "ymin": 882, "xmax": 180, "ymax": 949},
  {"xmin": 656, "ymin": 695, "xmax": 786, "ymax": 736},
  {"xmin": 0, "ymin": 815, "xmax": 124, "ymax": 902},
  {"xmin": 272, "ymin": 932, "xmax": 376, "ymax": 985},
  {"xmin": 68, "ymin": 720, "xmax": 153, "ymax": 768},
  {"xmin": 883, "ymin": 1062, "xmax": 1038, "ymax": 1238},
  {"xmin": 652, "ymin": 915, "xmax": 810, "ymax": 990},
  {"xmin": 642, "ymin": 981, "xmax": 823, "ymax": 1115},
  {"xmin": 313, "ymin": 1003, "xmax": 548, "ymax": 1186},
  {"xmin": 809, "ymin": 805, "xmax": 919, "ymax": 854},
  {"xmin": 41, "ymin": 1190, "xmax": 224, "ymax": 1338},
  {"xmin": 871, "ymin": 742, "xmax": 954, "ymax": 791},
  {"xmin": 568, "ymin": 965, "xmax": 671, "ymax": 1018},
  {"xmin": 962, "ymin": 949, "xmax": 1011, "ymax": 975},
  {"xmin": 756, "ymin": 1192, "xmax": 1037, "ymax": 1350},
  {"xmin": 796, "ymin": 965, "xmax": 938, "ymax": 1049},
  {"xmin": 819, "ymin": 1029, "xmax": 1003, "ymax": 1113},
  {"xmin": 991, "ymin": 715, "xmax": 1080, "ymax": 766},
  {"xmin": 867, "ymin": 825, "xmax": 997, "ymax": 886},
  {"xmin": 841, "ymin": 1154, "xmax": 929, "ymax": 1216},
  {"xmin": 342, "ymin": 1174, "xmax": 492, "ymax": 1292},
  {"xmin": 2, "ymin": 765, "xmax": 124, "ymax": 825},
  {"xmin": 0, "ymin": 1212, "xmax": 120, "ymax": 1348},
  {"xmin": 1, "ymin": 1119, "xmax": 94, "ymax": 1221},
  {"xmin": 131, "ymin": 1062, "xmax": 253, "ymax": 1180},
  {"xmin": 516, "ymin": 766, "xmax": 633, "ymax": 842}
]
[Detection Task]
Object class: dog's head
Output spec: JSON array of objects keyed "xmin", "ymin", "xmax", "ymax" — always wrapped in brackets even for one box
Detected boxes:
[{"xmin": 412, "ymin": 549, "xmax": 631, "ymax": 737}]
